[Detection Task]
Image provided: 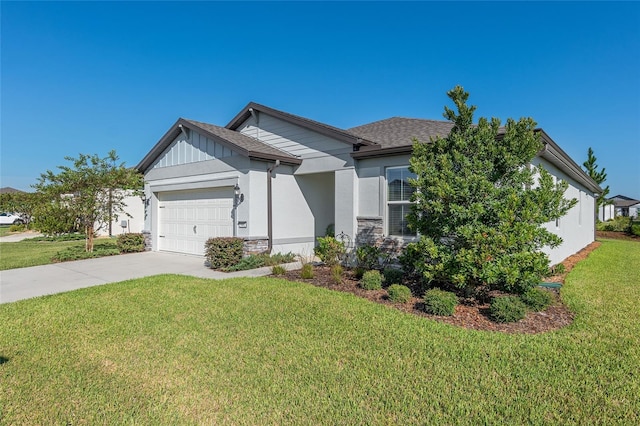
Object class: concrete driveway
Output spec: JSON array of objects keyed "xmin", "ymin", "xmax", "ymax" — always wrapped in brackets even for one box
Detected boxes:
[{"xmin": 0, "ymin": 251, "xmax": 300, "ymax": 304}]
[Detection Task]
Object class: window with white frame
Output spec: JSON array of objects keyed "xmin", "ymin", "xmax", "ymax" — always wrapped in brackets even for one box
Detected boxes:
[{"xmin": 386, "ymin": 166, "xmax": 417, "ymax": 237}]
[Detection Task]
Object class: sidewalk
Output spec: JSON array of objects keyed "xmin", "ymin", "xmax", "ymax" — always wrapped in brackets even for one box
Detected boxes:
[{"xmin": 0, "ymin": 251, "xmax": 301, "ymax": 304}]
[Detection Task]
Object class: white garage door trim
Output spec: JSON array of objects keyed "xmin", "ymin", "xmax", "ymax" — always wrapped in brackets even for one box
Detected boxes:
[{"xmin": 158, "ymin": 188, "xmax": 234, "ymax": 255}]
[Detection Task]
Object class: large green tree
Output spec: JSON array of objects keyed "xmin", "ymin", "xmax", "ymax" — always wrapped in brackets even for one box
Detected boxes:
[
  {"xmin": 33, "ymin": 150, "xmax": 143, "ymax": 251},
  {"xmin": 582, "ymin": 147, "xmax": 610, "ymax": 218},
  {"xmin": 404, "ymin": 86, "xmax": 576, "ymax": 294}
]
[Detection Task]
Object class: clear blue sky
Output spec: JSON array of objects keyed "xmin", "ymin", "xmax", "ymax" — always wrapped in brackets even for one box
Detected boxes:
[{"xmin": 2, "ymin": 1, "xmax": 639, "ymax": 199}]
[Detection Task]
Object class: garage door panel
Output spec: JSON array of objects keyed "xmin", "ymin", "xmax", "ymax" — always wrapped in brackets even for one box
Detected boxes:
[{"xmin": 158, "ymin": 189, "xmax": 234, "ymax": 255}]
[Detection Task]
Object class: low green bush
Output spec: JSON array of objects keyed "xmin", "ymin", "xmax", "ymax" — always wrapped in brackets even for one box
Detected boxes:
[
  {"xmin": 331, "ymin": 264, "xmax": 343, "ymax": 284},
  {"xmin": 352, "ymin": 267, "xmax": 366, "ymax": 280},
  {"xmin": 52, "ymin": 245, "xmax": 120, "ymax": 262},
  {"xmin": 521, "ymin": 288, "xmax": 554, "ymax": 312},
  {"xmin": 314, "ymin": 236, "xmax": 345, "ymax": 266},
  {"xmin": 271, "ymin": 265, "xmax": 286, "ymax": 276},
  {"xmin": 8, "ymin": 224, "xmax": 26, "ymax": 232},
  {"xmin": 224, "ymin": 252, "xmax": 297, "ymax": 272},
  {"xmin": 360, "ymin": 270, "xmax": 382, "ymax": 290},
  {"xmin": 383, "ymin": 268, "xmax": 404, "ymax": 286},
  {"xmin": 205, "ymin": 237, "xmax": 244, "ymax": 270},
  {"xmin": 489, "ymin": 296, "xmax": 527, "ymax": 323},
  {"xmin": 32, "ymin": 233, "xmax": 86, "ymax": 242},
  {"xmin": 356, "ymin": 245, "xmax": 388, "ymax": 270},
  {"xmin": 300, "ymin": 263, "xmax": 314, "ymax": 279},
  {"xmin": 224, "ymin": 255, "xmax": 264, "ymax": 272},
  {"xmin": 631, "ymin": 224, "xmax": 640, "ymax": 237},
  {"xmin": 597, "ymin": 216, "xmax": 633, "ymax": 232},
  {"xmin": 423, "ymin": 288, "xmax": 458, "ymax": 316},
  {"xmin": 116, "ymin": 233, "xmax": 145, "ymax": 253},
  {"xmin": 387, "ymin": 284, "xmax": 412, "ymax": 303}
]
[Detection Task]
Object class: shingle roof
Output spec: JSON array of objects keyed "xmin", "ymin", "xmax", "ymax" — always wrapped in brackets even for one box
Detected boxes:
[
  {"xmin": 184, "ymin": 119, "xmax": 300, "ymax": 163},
  {"xmin": 348, "ymin": 117, "xmax": 455, "ymax": 148}
]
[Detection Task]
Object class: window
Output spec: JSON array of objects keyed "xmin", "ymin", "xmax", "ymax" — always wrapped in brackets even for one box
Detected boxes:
[{"xmin": 386, "ymin": 166, "xmax": 417, "ymax": 237}]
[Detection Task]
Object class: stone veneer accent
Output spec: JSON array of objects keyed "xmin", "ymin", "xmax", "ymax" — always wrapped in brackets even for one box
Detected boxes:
[
  {"xmin": 355, "ymin": 216, "xmax": 407, "ymax": 257},
  {"xmin": 243, "ymin": 237, "xmax": 269, "ymax": 255},
  {"xmin": 141, "ymin": 230, "xmax": 152, "ymax": 251}
]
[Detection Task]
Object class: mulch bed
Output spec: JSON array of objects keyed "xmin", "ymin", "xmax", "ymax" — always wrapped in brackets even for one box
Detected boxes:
[{"xmin": 272, "ymin": 241, "xmax": 604, "ymax": 334}]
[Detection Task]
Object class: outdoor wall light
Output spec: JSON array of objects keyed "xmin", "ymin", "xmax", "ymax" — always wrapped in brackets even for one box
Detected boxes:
[{"xmin": 234, "ymin": 183, "xmax": 245, "ymax": 205}]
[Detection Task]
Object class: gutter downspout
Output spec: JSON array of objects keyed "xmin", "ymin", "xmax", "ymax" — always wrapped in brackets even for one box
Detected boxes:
[{"xmin": 267, "ymin": 160, "xmax": 280, "ymax": 254}]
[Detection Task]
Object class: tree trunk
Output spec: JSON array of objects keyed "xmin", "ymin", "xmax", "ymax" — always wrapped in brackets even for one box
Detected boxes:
[{"xmin": 86, "ymin": 225, "xmax": 94, "ymax": 252}]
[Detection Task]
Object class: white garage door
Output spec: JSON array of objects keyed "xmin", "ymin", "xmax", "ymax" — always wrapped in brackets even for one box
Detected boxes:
[{"xmin": 158, "ymin": 188, "xmax": 234, "ymax": 255}]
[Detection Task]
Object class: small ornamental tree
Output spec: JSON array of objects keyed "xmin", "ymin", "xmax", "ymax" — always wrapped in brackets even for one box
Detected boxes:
[
  {"xmin": 582, "ymin": 147, "xmax": 610, "ymax": 218},
  {"xmin": 33, "ymin": 150, "xmax": 143, "ymax": 252},
  {"xmin": 406, "ymin": 86, "xmax": 576, "ymax": 294}
]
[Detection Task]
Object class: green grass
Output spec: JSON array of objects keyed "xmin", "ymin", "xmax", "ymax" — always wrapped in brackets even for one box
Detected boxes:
[
  {"xmin": 0, "ymin": 239, "xmax": 638, "ymax": 424},
  {"xmin": 0, "ymin": 238, "xmax": 117, "ymax": 270},
  {"xmin": 0, "ymin": 226, "xmax": 11, "ymax": 237}
]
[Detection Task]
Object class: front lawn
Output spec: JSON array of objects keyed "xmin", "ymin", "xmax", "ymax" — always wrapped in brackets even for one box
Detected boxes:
[
  {"xmin": 0, "ymin": 238, "xmax": 117, "ymax": 270},
  {"xmin": 0, "ymin": 226, "xmax": 11, "ymax": 237},
  {"xmin": 0, "ymin": 239, "xmax": 638, "ymax": 424}
]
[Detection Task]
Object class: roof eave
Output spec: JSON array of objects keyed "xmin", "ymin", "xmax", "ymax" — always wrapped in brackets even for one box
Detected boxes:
[
  {"xmin": 351, "ymin": 145, "xmax": 413, "ymax": 159},
  {"xmin": 537, "ymin": 129, "xmax": 602, "ymax": 194}
]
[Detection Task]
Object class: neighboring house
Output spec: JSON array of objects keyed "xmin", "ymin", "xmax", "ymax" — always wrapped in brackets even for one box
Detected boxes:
[
  {"xmin": 94, "ymin": 191, "xmax": 145, "ymax": 237},
  {"xmin": 136, "ymin": 103, "xmax": 601, "ymax": 265},
  {"xmin": 601, "ymin": 195, "xmax": 640, "ymax": 220}
]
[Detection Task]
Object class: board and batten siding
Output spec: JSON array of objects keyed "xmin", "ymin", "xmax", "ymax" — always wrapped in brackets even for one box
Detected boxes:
[
  {"xmin": 238, "ymin": 113, "xmax": 348, "ymax": 158},
  {"xmin": 152, "ymin": 130, "xmax": 237, "ymax": 169}
]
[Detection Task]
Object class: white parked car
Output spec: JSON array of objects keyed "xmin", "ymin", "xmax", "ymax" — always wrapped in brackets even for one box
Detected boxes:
[{"xmin": 0, "ymin": 213, "xmax": 24, "ymax": 225}]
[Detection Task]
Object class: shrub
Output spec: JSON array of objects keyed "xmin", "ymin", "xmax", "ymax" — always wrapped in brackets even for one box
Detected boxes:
[
  {"xmin": 116, "ymin": 233, "xmax": 145, "ymax": 253},
  {"xmin": 356, "ymin": 245, "xmax": 388, "ymax": 270},
  {"xmin": 325, "ymin": 223, "xmax": 335, "ymax": 238},
  {"xmin": 31, "ymin": 233, "xmax": 86, "ymax": 242},
  {"xmin": 352, "ymin": 267, "xmax": 366, "ymax": 280},
  {"xmin": 597, "ymin": 216, "xmax": 633, "ymax": 232},
  {"xmin": 8, "ymin": 223, "xmax": 26, "ymax": 232},
  {"xmin": 521, "ymin": 288, "xmax": 554, "ymax": 312},
  {"xmin": 383, "ymin": 268, "xmax": 404, "ymax": 286},
  {"xmin": 489, "ymin": 296, "xmax": 527, "ymax": 323},
  {"xmin": 224, "ymin": 252, "xmax": 297, "ymax": 272},
  {"xmin": 314, "ymin": 236, "xmax": 345, "ymax": 266},
  {"xmin": 266, "ymin": 252, "xmax": 296, "ymax": 265},
  {"xmin": 224, "ymin": 255, "xmax": 265, "ymax": 272},
  {"xmin": 631, "ymin": 224, "xmax": 640, "ymax": 237},
  {"xmin": 52, "ymin": 244, "xmax": 120, "ymax": 262},
  {"xmin": 360, "ymin": 270, "xmax": 382, "ymax": 290},
  {"xmin": 205, "ymin": 237, "xmax": 244, "ymax": 270},
  {"xmin": 271, "ymin": 265, "xmax": 286, "ymax": 276},
  {"xmin": 423, "ymin": 288, "xmax": 458, "ymax": 316},
  {"xmin": 331, "ymin": 264, "xmax": 343, "ymax": 284},
  {"xmin": 387, "ymin": 284, "xmax": 412, "ymax": 303},
  {"xmin": 300, "ymin": 263, "xmax": 315, "ymax": 279},
  {"xmin": 548, "ymin": 263, "xmax": 566, "ymax": 276}
]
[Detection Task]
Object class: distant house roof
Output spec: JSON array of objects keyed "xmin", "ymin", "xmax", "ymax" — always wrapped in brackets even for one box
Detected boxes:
[
  {"xmin": 608, "ymin": 195, "xmax": 640, "ymax": 208},
  {"xmin": 0, "ymin": 187, "xmax": 25, "ymax": 194}
]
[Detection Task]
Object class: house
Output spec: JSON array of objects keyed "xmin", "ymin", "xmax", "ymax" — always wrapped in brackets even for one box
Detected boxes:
[
  {"xmin": 136, "ymin": 103, "xmax": 601, "ymax": 265},
  {"xmin": 600, "ymin": 195, "xmax": 640, "ymax": 220}
]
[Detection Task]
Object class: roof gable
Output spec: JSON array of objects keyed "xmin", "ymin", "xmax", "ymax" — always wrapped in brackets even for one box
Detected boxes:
[
  {"xmin": 136, "ymin": 118, "xmax": 301, "ymax": 173},
  {"xmin": 226, "ymin": 102, "xmax": 376, "ymax": 148}
]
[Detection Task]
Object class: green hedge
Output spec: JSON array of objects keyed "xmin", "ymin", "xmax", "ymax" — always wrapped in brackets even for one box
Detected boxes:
[
  {"xmin": 116, "ymin": 233, "xmax": 145, "ymax": 253},
  {"xmin": 205, "ymin": 237, "xmax": 244, "ymax": 270}
]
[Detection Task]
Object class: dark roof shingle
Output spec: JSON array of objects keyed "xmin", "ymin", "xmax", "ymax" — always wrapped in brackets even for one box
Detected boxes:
[{"xmin": 348, "ymin": 117, "xmax": 455, "ymax": 148}]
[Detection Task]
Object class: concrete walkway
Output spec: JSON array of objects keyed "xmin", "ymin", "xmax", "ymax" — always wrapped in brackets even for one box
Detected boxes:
[{"xmin": 0, "ymin": 251, "xmax": 301, "ymax": 304}]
